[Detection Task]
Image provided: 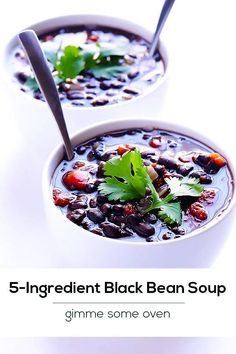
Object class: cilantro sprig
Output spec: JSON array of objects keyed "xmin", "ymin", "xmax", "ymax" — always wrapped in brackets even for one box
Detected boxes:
[
  {"xmin": 98, "ymin": 149, "xmax": 204, "ymax": 226},
  {"xmin": 25, "ymin": 43, "xmax": 130, "ymax": 90}
]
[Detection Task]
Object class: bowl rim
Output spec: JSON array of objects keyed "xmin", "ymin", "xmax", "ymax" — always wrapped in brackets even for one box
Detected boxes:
[
  {"xmin": 3, "ymin": 13, "xmax": 169, "ymax": 112},
  {"xmin": 42, "ymin": 117, "xmax": 236, "ymax": 247}
]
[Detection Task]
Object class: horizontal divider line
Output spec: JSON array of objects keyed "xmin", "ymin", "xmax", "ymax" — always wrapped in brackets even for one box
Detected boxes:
[{"xmin": 53, "ymin": 302, "xmax": 186, "ymax": 305}]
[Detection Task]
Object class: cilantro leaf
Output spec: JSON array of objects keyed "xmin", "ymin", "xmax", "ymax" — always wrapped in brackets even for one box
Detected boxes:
[
  {"xmin": 25, "ymin": 75, "xmax": 63, "ymax": 92},
  {"xmin": 98, "ymin": 150, "xmax": 147, "ymax": 201},
  {"xmin": 158, "ymin": 202, "xmax": 182, "ymax": 225},
  {"xmin": 99, "ymin": 45, "xmax": 130, "ymax": 57},
  {"xmin": 56, "ymin": 46, "xmax": 85, "ymax": 79},
  {"xmin": 90, "ymin": 65, "xmax": 129, "ymax": 79},
  {"xmin": 45, "ymin": 50, "xmax": 58, "ymax": 66},
  {"xmin": 99, "ymin": 176, "xmax": 141, "ymax": 202},
  {"xmin": 165, "ymin": 176, "xmax": 203, "ymax": 197}
]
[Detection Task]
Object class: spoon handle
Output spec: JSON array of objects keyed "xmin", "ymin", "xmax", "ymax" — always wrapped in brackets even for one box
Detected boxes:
[
  {"xmin": 18, "ymin": 30, "xmax": 74, "ymax": 161},
  {"xmin": 149, "ymin": 0, "xmax": 176, "ymax": 57}
]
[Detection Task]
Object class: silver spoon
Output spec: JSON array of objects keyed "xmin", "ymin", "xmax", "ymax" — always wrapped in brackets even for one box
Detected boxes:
[
  {"xmin": 149, "ymin": 0, "xmax": 176, "ymax": 57},
  {"xmin": 18, "ymin": 30, "xmax": 74, "ymax": 161}
]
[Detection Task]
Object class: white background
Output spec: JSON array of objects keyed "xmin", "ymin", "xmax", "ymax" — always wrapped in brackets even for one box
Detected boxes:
[{"xmin": 0, "ymin": 0, "xmax": 236, "ymax": 268}]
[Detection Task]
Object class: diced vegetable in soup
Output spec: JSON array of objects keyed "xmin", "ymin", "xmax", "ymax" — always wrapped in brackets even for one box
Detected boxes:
[
  {"xmin": 10, "ymin": 26, "xmax": 164, "ymax": 107},
  {"xmin": 51, "ymin": 128, "xmax": 233, "ymax": 242}
]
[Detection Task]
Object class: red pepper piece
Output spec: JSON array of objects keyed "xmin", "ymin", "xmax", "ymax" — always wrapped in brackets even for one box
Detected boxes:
[{"xmin": 63, "ymin": 169, "xmax": 89, "ymax": 190}]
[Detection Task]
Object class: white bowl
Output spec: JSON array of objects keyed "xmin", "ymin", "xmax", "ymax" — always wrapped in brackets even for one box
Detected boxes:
[
  {"xmin": 3, "ymin": 15, "xmax": 169, "ymax": 154},
  {"xmin": 42, "ymin": 118, "xmax": 236, "ymax": 268}
]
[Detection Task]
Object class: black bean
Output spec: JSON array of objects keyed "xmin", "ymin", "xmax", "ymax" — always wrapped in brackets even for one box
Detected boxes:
[
  {"xmin": 76, "ymin": 145, "xmax": 87, "ymax": 155},
  {"xmin": 101, "ymin": 150, "xmax": 117, "ymax": 161},
  {"xmin": 123, "ymin": 87, "xmax": 140, "ymax": 95},
  {"xmin": 153, "ymin": 51, "xmax": 161, "ymax": 61},
  {"xmin": 133, "ymin": 223, "xmax": 155, "ymax": 237},
  {"xmin": 87, "ymin": 209, "xmax": 105, "ymax": 223},
  {"xmin": 34, "ymin": 92, "xmax": 43, "ymax": 100},
  {"xmin": 93, "ymin": 142, "xmax": 105, "ymax": 159},
  {"xmin": 193, "ymin": 154, "xmax": 209, "ymax": 167},
  {"xmin": 68, "ymin": 195, "xmax": 88, "ymax": 210},
  {"xmin": 204, "ymin": 160, "xmax": 220, "ymax": 175},
  {"xmin": 71, "ymin": 100, "xmax": 85, "ymax": 106},
  {"xmin": 80, "ymin": 220, "xmax": 93, "ymax": 231},
  {"xmin": 170, "ymin": 226, "xmax": 185, "ymax": 235},
  {"xmin": 87, "ymin": 150, "xmax": 95, "ymax": 161},
  {"xmin": 59, "ymin": 93, "xmax": 66, "ymax": 100},
  {"xmin": 141, "ymin": 150, "xmax": 156, "ymax": 158},
  {"xmin": 144, "ymin": 213, "xmax": 157, "ymax": 224},
  {"xmin": 126, "ymin": 214, "xmax": 142, "ymax": 226},
  {"xmin": 86, "ymin": 82, "xmax": 97, "ymax": 89},
  {"xmin": 91, "ymin": 228, "xmax": 103, "ymax": 236},
  {"xmin": 92, "ymin": 98, "xmax": 109, "ymax": 106},
  {"xmin": 85, "ymin": 183, "xmax": 97, "ymax": 193},
  {"xmin": 67, "ymin": 91, "xmax": 85, "ymax": 100},
  {"xmin": 146, "ymin": 236, "xmax": 155, "ymax": 242},
  {"xmin": 128, "ymin": 70, "xmax": 139, "ymax": 79},
  {"xmin": 97, "ymin": 195, "xmax": 108, "ymax": 205},
  {"xmin": 158, "ymin": 154, "xmax": 177, "ymax": 170},
  {"xmin": 117, "ymin": 74, "xmax": 127, "ymax": 82},
  {"xmin": 108, "ymin": 214, "xmax": 125, "ymax": 226},
  {"xmin": 14, "ymin": 51, "xmax": 24, "ymax": 59},
  {"xmin": 77, "ymin": 75, "xmax": 86, "ymax": 82},
  {"xmin": 100, "ymin": 203, "xmax": 111, "ymax": 215},
  {"xmin": 150, "ymin": 156, "xmax": 159, "ymax": 163},
  {"xmin": 112, "ymin": 204, "xmax": 124, "ymax": 215},
  {"xmin": 86, "ymin": 94, "xmax": 96, "ymax": 100},
  {"xmin": 139, "ymin": 196, "xmax": 152, "ymax": 210},
  {"xmin": 67, "ymin": 209, "xmax": 85, "ymax": 224},
  {"xmin": 97, "ymin": 161, "xmax": 105, "ymax": 177},
  {"xmin": 126, "ymin": 129, "xmax": 141, "ymax": 135},
  {"xmin": 157, "ymin": 184, "xmax": 170, "ymax": 198},
  {"xmin": 101, "ymin": 223, "xmax": 122, "ymax": 238},
  {"xmin": 199, "ymin": 174, "xmax": 213, "ymax": 184},
  {"xmin": 110, "ymin": 131, "xmax": 126, "ymax": 137},
  {"xmin": 189, "ymin": 170, "xmax": 204, "ymax": 179},
  {"xmin": 111, "ymin": 80, "xmax": 124, "ymax": 89},
  {"xmin": 168, "ymin": 141, "xmax": 178, "ymax": 148},
  {"xmin": 16, "ymin": 71, "xmax": 29, "ymax": 83},
  {"xmin": 162, "ymin": 231, "xmax": 173, "ymax": 240},
  {"xmin": 89, "ymin": 198, "xmax": 97, "ymax": 208},
  {"xmin": 153, "ymin": 165, "xmax": 165, "ymax": 176},
  {"xmin": 106, "ymin": 89, "xmax": 117, "ymax": 96},
  {"xmin": 143, "ymin": 134, "xmax": 152, "ymax": 140},
  {"xmin": 94, "ymin": 179, "xmax": 104, "ymax": 187},
  {"xmin": 122, "ymin": 228, "xmax": 133, "ymax": 237},
  {"xmin": 100, "ymin": 81, "xmax": 111, "ymax": 90},
  {"xmin": 176, "ymin": 164, "xmax": 194, "ymax": 176},
  {"xmin": 189, "ymin": 170, "xmax": 213, "ymax": 184}
]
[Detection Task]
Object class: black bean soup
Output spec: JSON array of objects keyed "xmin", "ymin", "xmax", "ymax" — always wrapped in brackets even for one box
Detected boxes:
[
  {"xmin": 51, "ymin": 128, "xmax": 233, "ymax": 243},
  {"xmin": 10, "ymin": 26, "xmax": 164, "ymax": 107}
]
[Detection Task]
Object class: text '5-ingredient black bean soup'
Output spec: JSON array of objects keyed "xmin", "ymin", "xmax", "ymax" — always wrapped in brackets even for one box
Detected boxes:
[
  {"xmin": 51, "ymin": 128, "xmax": 233, "ymax": 242},
  {"xmin": 10, "ymin": 26, "xmax": 164, "ymax": 107}
]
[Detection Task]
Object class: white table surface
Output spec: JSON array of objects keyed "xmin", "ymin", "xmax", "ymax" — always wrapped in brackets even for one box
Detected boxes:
[{"xmin": 0, "ymin": 0, "xmax": 236, "ymax": 268}]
